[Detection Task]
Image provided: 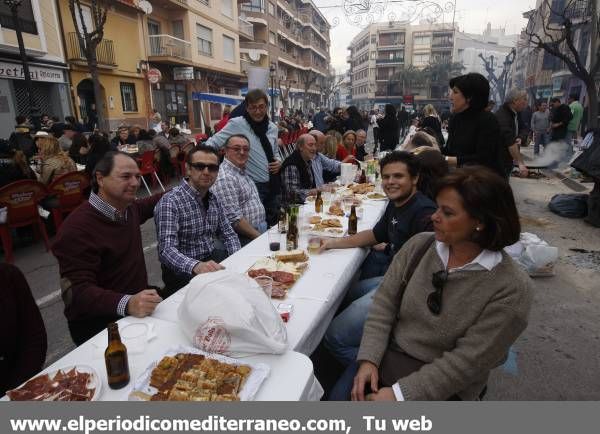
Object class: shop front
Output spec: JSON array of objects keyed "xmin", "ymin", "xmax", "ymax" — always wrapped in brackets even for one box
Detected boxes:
[
  {"xmin": 149, "ymin": 64, "xmax": 190, "ymax": 128},
  {"xmin": 0, "ymin": 58, "xmax": 71, "ymax": 139}
]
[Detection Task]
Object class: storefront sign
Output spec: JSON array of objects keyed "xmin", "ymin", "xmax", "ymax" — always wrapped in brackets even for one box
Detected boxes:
[
  {"xmin": 173, "ymin": 67, "xmax": 194, "ymax": 80},
  {"xmin": 0, "ymin": 61, "xmax": 65, "ymax": 83},
  {"xmin": 147, "ymin": 68, "xmax": 162, "ymax": 84}
]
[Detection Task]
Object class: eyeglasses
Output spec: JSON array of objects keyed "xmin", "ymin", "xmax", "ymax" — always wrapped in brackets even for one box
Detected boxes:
[
  {"xmin": 247, "ymin": 104, "xmax": 268, "ymax": 112},
  {"xmin": 427, "ymin": 270, "xmax": 448, "ymax": 315},
  {"xmin": 189, "ymin": 162, "xmax": 219, "ymax": 173},
  {"xmin": 227, "ymin": 146, "xmax": 250, "ymax": 154}
]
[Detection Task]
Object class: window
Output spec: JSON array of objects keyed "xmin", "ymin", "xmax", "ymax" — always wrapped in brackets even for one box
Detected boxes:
[
  {"xmin": 120, "ymin": 83, "xmax": 138, "ymax": 112},
  {"xmin": 413, "ymin": 53, "xmax": 430, "ymax": 66},
  {"xmin": 269, "ymin": 31, "xmax": 276, "ymax": 44},
  {"xmin": 268, "ymin": 2, "xmax": 275, "ymax": 15},
  {"xmin": 223, "ymin": 35, "xmax": 235, "ymax": 62},
  {"xmin": 413, "ymin": 35, "xmax": 431, "ymax": 46},
  {"xmin": 221, "ymin": 0, "xmax": 233, "ymax": 18},
  {"xmin": 172, "ymin": 20, "xmax": 184, "ymax": 39},
  {"xmin": 196, "ymin": 24, "xmax": 213, "ymax": 56},
  {"xmin": 0, "ymin": 0, "xmax": 37, "ymax": 34},
  {"xmin": 241, "ymin": 0, "xmax": 265, "ymax": 13}
]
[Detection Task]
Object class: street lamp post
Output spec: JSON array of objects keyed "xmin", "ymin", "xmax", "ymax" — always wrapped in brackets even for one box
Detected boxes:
[
  {"xmin": 269, "ymin": 64, "xmax": 276, "ymax": 121},
  {"xmin": 5, "ymin": 0, "xmax": 40, "ymax": 131}
]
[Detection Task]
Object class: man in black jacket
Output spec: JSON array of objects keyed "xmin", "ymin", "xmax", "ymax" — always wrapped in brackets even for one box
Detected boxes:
[
  {"xmin": 495, "ymin": 89, "xmax": 529, "ymax": 178},
  {"xmin": 549, "ymin": 97, "xmax": 572, "ymax": 141}
]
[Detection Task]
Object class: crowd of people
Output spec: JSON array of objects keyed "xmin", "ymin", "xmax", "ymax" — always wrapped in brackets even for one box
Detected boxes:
[{"xmin": 7, "ymin": 70, "xmax": 591, "ymax": 401}]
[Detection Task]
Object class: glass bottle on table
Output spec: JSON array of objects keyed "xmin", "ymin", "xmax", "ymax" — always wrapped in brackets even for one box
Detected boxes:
[
  {"xmin": 286, "ymin": 204, "xmax": 299, "ymax": 250},
  {"xmin": 315, "ymin": 190, "xmax": 323, "ymax": 214},
  {"xmin": 278, "ymin": 204, "xmax": 288, "ymax": 233},
  {"xmin": 348, "ymin": 205, "xmax": 358, "ymax": 235},
  {"xmin": 104, "ymin": 322, "xmax": 130, "ymax": 389},
  {"xmin": 359, "ymin": 169, "xmax": 367, "ymax": 184}
]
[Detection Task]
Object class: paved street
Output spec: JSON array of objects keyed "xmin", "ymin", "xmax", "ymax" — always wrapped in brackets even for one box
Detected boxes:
[{"xmin": 8, "ymin": 168, "xmax": 600, "ymax": 400}]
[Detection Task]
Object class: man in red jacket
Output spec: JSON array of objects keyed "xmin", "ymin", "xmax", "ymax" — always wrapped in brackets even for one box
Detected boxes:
[{"xmin": 52, "ymin": 151, "xmax": 163, "ymax": 345}]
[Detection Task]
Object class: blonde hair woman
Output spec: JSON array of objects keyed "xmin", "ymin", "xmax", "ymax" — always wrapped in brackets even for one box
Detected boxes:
[
  {"xmin": 420, "ymin": 104, "xmax": 445, "ymax": 146},
  {"xmin": 323, "ymin": 135, "xmax": 338, "ymax": 159},
  {"xmin": 37, "ymin": 136, "xmax": 77, "ymax": 185}
]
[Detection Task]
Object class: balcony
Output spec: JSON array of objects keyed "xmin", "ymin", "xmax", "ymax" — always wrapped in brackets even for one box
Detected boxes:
[
  {"xmin": 238, "ymin": 17, "xmax": 254, "ymax": 41},
  {"xmin": 150, "ymin": 0, "xmax": 189, "ymax": 9},
  {"xmin": 66, "ymin": 33, "xmax": 116, "ymax": 67},
  {"xmin": 148, "ymin": 34, "xmax": 192, "ymax": 64},
  {"xmin": 376, "ymin": 58, "xmax": 404, "ymax": 65}
]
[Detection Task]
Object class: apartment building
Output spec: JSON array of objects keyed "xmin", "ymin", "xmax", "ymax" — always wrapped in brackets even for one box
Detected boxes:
[
  {"xmin": 238, "ymin": 0, "xmax": 330, "ymax": 111},
  {"xmin": 0, "ymin": 0, "xmax": 71, "ymax": 138},
  {"xmin": 146, "ymin": 0, "xmax": 245, "ymax": 129},
  {"xmin": 57, "ymin": 0, "xmax": 149, "ymax": 130},
  {"xmin": 513, "ymin": 0, "xmax": 593, "ymax": 106},
  {"xmin": 347, "ymin": 21, "xmax": 455, "ymax": 111}
]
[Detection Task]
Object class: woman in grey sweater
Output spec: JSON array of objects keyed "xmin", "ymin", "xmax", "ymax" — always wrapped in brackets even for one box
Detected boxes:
[{"xmin": 331, "ymin": 167, "xmax": 533, "ymax": 401}]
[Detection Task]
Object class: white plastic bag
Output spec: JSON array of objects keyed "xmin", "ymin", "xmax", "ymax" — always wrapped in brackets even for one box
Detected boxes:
[
  {"xmin": 178, "ymin": 270, "xmax": 288, "ymax": 357},
  {"xmin": 519, "ymin": 244, "xmax": 559, "ymax": 277}
]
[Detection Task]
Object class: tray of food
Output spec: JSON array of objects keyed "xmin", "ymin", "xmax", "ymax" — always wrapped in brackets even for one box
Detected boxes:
[
  {"xmin": 366, "ymin": 192, "xmax": 387, "ymax": 200},
  {"xmin": 247, "ymin": 250, "xmax": 308, "ymax": 298},
  {"xmin": 348, "ymin": 183, "xmax": 375, "ymax": 195},
  {"xmin": 129, "ymin": 346, "xmax": 269, "ymax": 401},
  {"xmin": 5, "ymin": 365, "xmax": 101, "ymax": 401},
  {"xmin": 307, "ymin": 216, "xmax": 345, "ymax": 237}
]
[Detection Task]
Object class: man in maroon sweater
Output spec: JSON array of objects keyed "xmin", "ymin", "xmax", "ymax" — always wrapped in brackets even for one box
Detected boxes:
[{"xmin": 53, "ymin": 152, "xmax": 163, "ymax": 345}]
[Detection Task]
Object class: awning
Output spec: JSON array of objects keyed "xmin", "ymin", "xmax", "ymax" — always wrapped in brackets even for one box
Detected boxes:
[{"xmin": 191, "ymin": 92, "xmax": 244, "ymax": 105}]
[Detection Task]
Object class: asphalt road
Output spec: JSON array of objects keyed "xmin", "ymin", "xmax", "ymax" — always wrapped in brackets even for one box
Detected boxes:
[{"xmin": 7, "ymin": 172, "xmax": 600, "ymax": 400}]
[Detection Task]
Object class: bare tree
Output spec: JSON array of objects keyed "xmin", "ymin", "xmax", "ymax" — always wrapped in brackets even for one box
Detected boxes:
[
  {"xmin": 298, "ymin": 69, "xmax": 319, "ymax": 110},
  {"xmin": 68, "ymin": 0, "xmax": 108, "ymax": 130},
  {"xmin": 479, "ymin": 48, "xmax": 516, "ymax": 103},
  {"xmin": 277, "ymin": 78, "xmax": 294, "ymax": 114},
  {"xmin": 525, "ymin": 0, "xmax": 599, "ymax": 128},
  {"xmin": 318, "ymin": 69, "xmax": 345, "ymax": 108}
]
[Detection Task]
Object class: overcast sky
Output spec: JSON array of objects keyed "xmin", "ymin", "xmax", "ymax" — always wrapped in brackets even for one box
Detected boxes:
[{"xmin": 315, "ymin": 0, "xmax": 537, "ymax": 72}]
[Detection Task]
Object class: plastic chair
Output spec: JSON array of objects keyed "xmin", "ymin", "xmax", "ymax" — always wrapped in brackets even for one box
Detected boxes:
[
  {"xmin": 137, "ymin": 151, "xmax": 164, "ymax": 195},
  {"xmin": 47, "ymin": 171, "xmax": 90, "ymax": 230},
  {"xmin": 0, "ymin": 180, "xmax": 50, "ymax": 263}
]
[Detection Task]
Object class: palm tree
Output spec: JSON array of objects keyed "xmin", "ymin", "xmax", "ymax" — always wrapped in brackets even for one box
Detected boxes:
[
  {"xmin": 391, "ymin": 65, "xmax": 426, "ymax": 96},
  {"xmin": 423, "ymin": 61, "xmax": 464, "ymax": 99}
]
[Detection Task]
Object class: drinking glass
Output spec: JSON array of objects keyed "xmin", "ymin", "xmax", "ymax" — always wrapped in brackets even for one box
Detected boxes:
[
  {"xmin": 343, "ymin": 196, "xmax": 354, "ymax": 216},
  {"xmin": 120, "ymin": 323, "xmax": 148, "ymax": 355},
  {"xmin": 268, "ymin": 229, "xmax": 281, "ymax": 252},
  {"xmin": 308, "ymin": 237, "xmax": 321, "ymax": 255}
]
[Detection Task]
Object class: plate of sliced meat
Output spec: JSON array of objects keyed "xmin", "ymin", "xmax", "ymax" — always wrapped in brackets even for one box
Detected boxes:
[
  {"xmin": 247, "ymin": 256, "xmax": 308, "ymax": 299},
  {"xmin": 5, "ymin": 365, "xmax": 101, "ymax": 401}
]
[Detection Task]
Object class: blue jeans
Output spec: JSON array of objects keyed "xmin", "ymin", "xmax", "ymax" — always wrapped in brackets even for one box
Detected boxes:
[
  {"xmin": 533, "ymin": 131, "xmax": 549, "ymax": 155},
  {"xmin": 324, "ymin": 276, "xmax": 384, "ymax": 366},
  {"xmin": 359, "ymin": 250, "xmax": 391, "ymax": 280},
  {"xmin": 329, "ymin": 361, "xmax": 359, "ymax": 401},
  {"xmin": 254, "ymin": 181, "xmax": 280, "ymax": 226}
]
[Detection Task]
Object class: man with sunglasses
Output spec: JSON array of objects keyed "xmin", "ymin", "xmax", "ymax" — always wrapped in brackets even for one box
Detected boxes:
[
  {"xmin": 154, "ymin": 145, "xmax": 241, "ymax": 296},
  {"xmin": 212, "ymin": 134, "xmax": 266, "ymax": 245}
]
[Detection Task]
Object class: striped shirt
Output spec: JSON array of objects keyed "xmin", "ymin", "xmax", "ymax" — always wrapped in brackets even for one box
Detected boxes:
[
  {"xmin": 211, "ymin": 158, "xmax": 266, "ymax": 230},
  {"xmin": 206, "ymin": 116, "xmax": 279, "ymax": 183},
  {"xmin": 312, "ymin": 153, "xmax": 341, "ymax": 187},
  {"xmin": 154, "ymin": 180, "xmax": 241, "ymax": 275}
]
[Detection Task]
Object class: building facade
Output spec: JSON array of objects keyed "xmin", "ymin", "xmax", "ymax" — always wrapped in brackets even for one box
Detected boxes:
[
  {"xmin": 0, "ymin": 0, "xmax": 71, "ymax": 138},
  {"xmin": 238, "ymin": 0, "xmax": 330, "ymax": 112},
  {"xmin": 347, "ymin": 21, "xmax": 455, "ymax": 111}
]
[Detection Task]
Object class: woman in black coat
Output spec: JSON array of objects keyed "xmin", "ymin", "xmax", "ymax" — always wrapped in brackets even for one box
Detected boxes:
[
  {"xmin": 377, "ymin": 104, "xmax": 399, "ymax": 151},
  {"xmin": 344, "ymin": 106, "xmax": 364, "ymax": 132},
  {"xmin": 443, "ymin": 73, "xmax": 504, "ymax": 177}
]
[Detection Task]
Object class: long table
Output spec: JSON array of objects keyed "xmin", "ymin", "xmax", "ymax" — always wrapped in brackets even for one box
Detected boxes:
[{"xmin": 9, "ymin": 197, "xmax": 387, "ymax": 401}]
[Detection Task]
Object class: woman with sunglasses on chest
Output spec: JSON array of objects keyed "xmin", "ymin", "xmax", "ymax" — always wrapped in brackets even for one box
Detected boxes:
[{"xmin": 330, "ymin": 166, "xmax": 532, "ymax": 401}]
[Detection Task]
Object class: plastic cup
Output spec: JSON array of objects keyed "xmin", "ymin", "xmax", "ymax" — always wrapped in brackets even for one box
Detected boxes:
[
  {"xmin": 268, "ymin": 229, "xmax": 281, "ymax": 252},
  {"xmin": 343, "ymin": 197, "xmax": 354, "ymax": 216},
  {"xmin": 308, "ymin": 237, "xmax": 321, "ymax": 255},
  {"xmin": 254, "ymin": 275, "xmax": 273, "ymax": 298},
  {"xmin": 120, "ymin": 323, "xmax": 148, "ymax": 355}
]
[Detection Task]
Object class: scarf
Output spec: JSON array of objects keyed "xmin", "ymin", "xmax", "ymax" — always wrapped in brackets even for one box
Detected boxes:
[
  {"xmin": 243, "ymin": 111, "xmax": 274, "ymax": 163},
  {"xmin": 280, "ymin": 148, "xmax": 315, "ymax": 191}
]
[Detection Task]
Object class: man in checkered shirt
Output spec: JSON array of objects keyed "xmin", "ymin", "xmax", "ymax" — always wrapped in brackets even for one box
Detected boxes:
[
  {"xmin": 211, "ymin": 134, "xmax": 267, "ymax": 246},
  {"xmin": 154, "ymin": 145, "xmax": 241, "ymax": 296}
]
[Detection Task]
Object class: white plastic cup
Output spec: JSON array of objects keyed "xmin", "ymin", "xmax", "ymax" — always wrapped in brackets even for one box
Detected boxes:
[{"xmin": 120, "ymin": 323, "xmax": 149, "ymax": 355}]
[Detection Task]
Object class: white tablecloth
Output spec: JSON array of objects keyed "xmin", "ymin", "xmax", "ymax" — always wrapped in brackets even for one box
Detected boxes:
[
  {"xmin": 153, "ymin": 199, "xmax": 387, "ymax": 355},
  {"xmin": 28, "ymin": 316, "xmax": 321, "ymax": 401}
]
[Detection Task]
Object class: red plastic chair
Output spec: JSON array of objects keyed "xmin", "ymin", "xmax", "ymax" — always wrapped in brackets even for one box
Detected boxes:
[
  {"xmin": 137, "ymin": 151, "xmax": 164, "ymax": 195},
  {"xmin": 47, "ymin": 171, "xmax": 90, "ymax": 230},
  {"xmin": 179, "ymin": 142, "xmax": 194, "ymax": 177},
  {"xmin": 0, "ymin": 180, "xmax": 50, "ymax": 263}
]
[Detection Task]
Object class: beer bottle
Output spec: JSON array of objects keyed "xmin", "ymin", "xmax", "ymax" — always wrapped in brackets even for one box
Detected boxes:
[
  {"xmin": 359, "ymin": 169, "xmax": 367, "ymax": 184},
  {"xmin": 104, "ymin": 322, "xmax": 130, "ymax": 389},
  {"xmin": 286, "ymin": 205, "xmax": 299, "ymax": 250},
  {"xmin": 348, "ymin": 205, "xmax": 358, "ymax": 235},
  {"xmin": 315, "ymin": 190, "xmax": 323, "ymax": 214}
]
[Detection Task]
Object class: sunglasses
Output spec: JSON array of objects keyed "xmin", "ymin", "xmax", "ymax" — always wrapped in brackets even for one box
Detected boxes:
[
  {"xmin": 427, "ymin": 270, "xmax": 448, "ymax": 315},
  {"xmin": 189, "ymin": 162, "xmax": 219, "ymax": 173}
]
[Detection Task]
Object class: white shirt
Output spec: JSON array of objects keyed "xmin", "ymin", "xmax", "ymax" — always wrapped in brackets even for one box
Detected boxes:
[{"xmin": 391, "ymin": 241, "xmax": 502, "ymax": 401}]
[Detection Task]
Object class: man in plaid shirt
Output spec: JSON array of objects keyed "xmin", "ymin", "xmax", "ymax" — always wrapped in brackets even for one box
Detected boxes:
[
  {"xmin": 211, "ymin": 134, "xmax": 267, "ymax": 246},
  {"xmin": 154, "ymin": 145, "xmax": 241, "ymax": 296}
]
